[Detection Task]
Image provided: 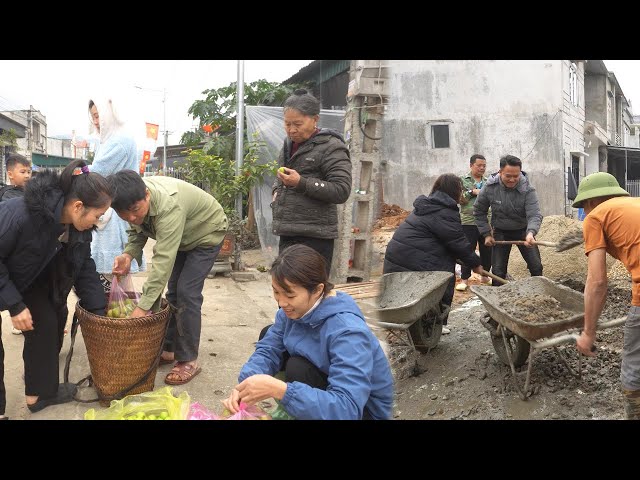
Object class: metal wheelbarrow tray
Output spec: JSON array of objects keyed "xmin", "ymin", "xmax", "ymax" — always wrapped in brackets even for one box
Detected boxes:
[
  {"xmin": 471, "ymin": 276, "xmax": 626, "ymax": 400},
  {"xmin": 470, "ymin": 276, "xmax": 585, "ymax": 341},
  {"xmin": 374, "ymin": 271, "xmax": 454, "ymax": 352},
  {"xmin": 376, "ymin": 271, "xmax": 453, "ymax": 325}
]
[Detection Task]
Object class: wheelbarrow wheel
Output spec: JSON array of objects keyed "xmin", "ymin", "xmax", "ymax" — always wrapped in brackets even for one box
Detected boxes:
[
  {"xmin": 409, "ymin": 308, "xmax": 444, "ymax": 353},
  {"xmin": 490, "ymin": 321, "xmax": 530, "ymax": 368}
]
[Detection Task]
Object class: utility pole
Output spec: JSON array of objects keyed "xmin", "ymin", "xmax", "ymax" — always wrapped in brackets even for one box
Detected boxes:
[
  {"xmin": 162, "ymin": 88, "xmax": 167, "ymax": 174},
  {"xmin": 235, "ymin": 61, "xmax": 245, "ymax": 217}
]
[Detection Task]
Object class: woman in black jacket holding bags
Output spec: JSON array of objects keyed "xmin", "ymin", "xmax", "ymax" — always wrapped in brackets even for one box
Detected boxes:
[
  {"xmin": 0, "ymin": 160, "xmax": 111, "ymax": 417},
  {"xmin": 383, "ymin": 174, "xmax": 483, "ymax": 328}
]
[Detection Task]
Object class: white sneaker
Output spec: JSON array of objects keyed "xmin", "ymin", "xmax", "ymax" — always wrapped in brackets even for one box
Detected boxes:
[
  {"xmin": 455, "ymin": 282, "xmax": 468, "ymax": 291},
  {"xmin": 442, "ymin": 327, "xmax": 451, "ymax": 335},
  {"xmin": 11, "ymin": 327, "xmax": 22, "ymax": 335}
]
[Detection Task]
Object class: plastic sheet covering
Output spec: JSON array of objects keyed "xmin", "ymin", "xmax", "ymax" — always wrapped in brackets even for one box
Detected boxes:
[{"xmin": 245, "ymin": 105, "xmax": 346, "ymax": 265}]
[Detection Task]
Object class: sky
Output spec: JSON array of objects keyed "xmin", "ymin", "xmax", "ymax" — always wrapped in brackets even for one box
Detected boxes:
[
  {"xmin": 2, "ymin": 60, "xmax": 638, "ymax": 150},
  {"xmin": 0, "ymin": 60, "xmax": 313, "ymax": 147},
  {"xmin": 603, "ymin": 60, "xmax": 640, "ymax": 114}
]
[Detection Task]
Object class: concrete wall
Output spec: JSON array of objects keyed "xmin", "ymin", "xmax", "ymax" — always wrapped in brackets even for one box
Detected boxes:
[
  {"xmin": 381, "ymin": 60, "xmax": 567, "ymax": 216},
  {"xmin": 46, "ymin": 137, "xmax": 79, "ymax": 158},
  {"xmin": 585, "ymin": 74, "xmax": 607, "ymax": 129},
  {"xmin": 585, "ymin": 143, "xmax": 600, "ymax": 173}
]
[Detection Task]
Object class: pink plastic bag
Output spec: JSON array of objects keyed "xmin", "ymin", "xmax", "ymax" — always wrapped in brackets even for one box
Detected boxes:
[
  {"xmin": 223, "ymin": 402, "xmax": 271, "ymax": 420},
  {"xmin": 106, "ymin": 274, "xmax": 141, "ymax": 318},
  {"xmin": 188, "ymin": 402, "xmax": 221, "ymax": 420}
]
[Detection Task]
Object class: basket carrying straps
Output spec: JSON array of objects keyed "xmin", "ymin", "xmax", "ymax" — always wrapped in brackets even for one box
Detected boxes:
[{"xmin": 63, "ymin": 310, "xmax": 172, "ymax": 404}]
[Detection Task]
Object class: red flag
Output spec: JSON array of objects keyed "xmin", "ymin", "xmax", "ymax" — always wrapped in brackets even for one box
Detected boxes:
[
  {"xmin": 146, "ymin": 123, "xmax": 159, "ymax": 141},
  {"xmin": 140, "ymin": 150, "xmax": 151, "ymax": 175}
]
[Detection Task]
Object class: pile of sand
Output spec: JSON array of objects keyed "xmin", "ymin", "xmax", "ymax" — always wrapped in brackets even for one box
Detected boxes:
[
  {"xmin": 506, "ymin": 215, "xmax": 616, "ymax": 281},
  {"xmin": 373, "ymin": 203, "xmax": 410, "ymax": 230},
  {"xmin": 608, "ymin": 259, "xmax": 631, "ymax": 282}
]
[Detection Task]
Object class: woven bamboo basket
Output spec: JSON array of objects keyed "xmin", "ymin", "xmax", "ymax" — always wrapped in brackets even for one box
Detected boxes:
[{"xmin": 75, "ymin": 296, "xmax": 171, "ymax": 406}]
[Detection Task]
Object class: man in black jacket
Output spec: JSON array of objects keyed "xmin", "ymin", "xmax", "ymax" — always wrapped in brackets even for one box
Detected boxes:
[{"xmin": 474, "ymin": 155, "xmax": 543, "ymax": 285}]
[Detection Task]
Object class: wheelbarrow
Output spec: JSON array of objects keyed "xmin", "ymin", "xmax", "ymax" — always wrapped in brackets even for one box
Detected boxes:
[
  {"xmin": 374, "ymin": 271, "xmax": 454, "ymax": 353},
  {"xmin": 471, "ymin": 276, "xmax": 625, "ymax": 400}
]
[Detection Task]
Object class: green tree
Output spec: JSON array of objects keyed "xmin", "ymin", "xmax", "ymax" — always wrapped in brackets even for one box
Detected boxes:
[
  {"xmin": 181, "ymin": 79, "xmax": 310, "ymax": 158},
  {"xmin": 0, "ymin": 128, "xmax": 19, "ymax": 151},
  {"xmin": 0, "ymin": 129, "xmax": 19, "ymax": 182},
  {"xmin": 175, "ymin": 135, "xmax": 278, "ymax": 217},
  {"xmin": 177, "ymin": 79, "xmax": 310, "ymax": 250}
]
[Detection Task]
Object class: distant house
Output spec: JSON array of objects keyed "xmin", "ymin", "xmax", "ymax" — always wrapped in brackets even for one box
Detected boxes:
[
  {"xmin": 152, "ymin": 142, "xmax": 206, "ymax": 172},
  {"xmin": 283, "ymin": 60, "xmax": 350, "ymax": 110}
]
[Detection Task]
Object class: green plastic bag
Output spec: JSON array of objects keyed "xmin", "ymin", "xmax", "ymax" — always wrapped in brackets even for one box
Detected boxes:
[
  {"xmin": 84, "ymin": 386, "xmax": 190, "ymax": 420},
  {"xmin": 270, "ymin": 401, "xmax": 295, "ymax": 420}
]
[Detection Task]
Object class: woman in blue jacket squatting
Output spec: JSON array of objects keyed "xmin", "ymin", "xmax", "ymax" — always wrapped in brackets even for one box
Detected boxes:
[{"xmin": 222, "ymin": 244, "xmax": 394, "ymax": 420}]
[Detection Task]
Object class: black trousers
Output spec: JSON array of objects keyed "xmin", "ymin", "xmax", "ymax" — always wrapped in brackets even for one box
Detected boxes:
[
  {"xmin": 460, "ymin": 225, "xmax": 492, "ymax": 280},
  {"xmin": 257, "ymin": 325, "xmax": 373, "ymax": 419},
  {"xmin": 164, "ymin": 244, "xmax": 221, "ymax": 362},
  {"xmin": 278, "ymin": 236, "xmax": 334, "ymax": 276},
  {"xmin": 491, "ymin": 227, "xmax": 543, "ymax": 286},
  {"xmin": 0, "ymin": 322, "xmax": 5, "ymax": 416},
  {"xmin": 22, "ymin": 274, "xmax": 68, "ymax": 398}
]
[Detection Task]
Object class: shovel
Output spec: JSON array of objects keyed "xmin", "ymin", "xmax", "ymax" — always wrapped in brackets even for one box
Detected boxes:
[
  {"xmin": 493, "ymin": 240, "xmax": 558, "ymax": 248},
  {"xmin": 492, "ymin": 230, "xmax": 584, "ymax": 253},
  {"xmin": 455, "ymin": 259, "xmax": 508, "ymax": 285}
]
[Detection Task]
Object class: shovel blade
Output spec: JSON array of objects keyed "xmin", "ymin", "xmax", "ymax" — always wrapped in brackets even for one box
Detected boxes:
[{"xmin": 555, "ymin": 229, "xmax": 584, "ymax": 252}]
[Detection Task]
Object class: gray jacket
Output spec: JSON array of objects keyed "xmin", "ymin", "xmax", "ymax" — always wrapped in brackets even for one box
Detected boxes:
[
  {"xmin": 473, "ymin": 172, "xmax": 543, "ymax": 236},
  {"xmin": 271, "ymin": 129, "xmax": 352, "ymax": 239}
]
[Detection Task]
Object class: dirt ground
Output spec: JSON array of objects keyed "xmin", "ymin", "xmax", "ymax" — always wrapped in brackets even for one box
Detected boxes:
[{"xmin": 371, "ymin": 206, "xmax": 631, "ymax": 420}]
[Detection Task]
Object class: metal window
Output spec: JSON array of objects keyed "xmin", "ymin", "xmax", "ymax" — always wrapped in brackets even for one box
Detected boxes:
[
  {"xmin": 569, "ymin": 63, "xmax": 578, "ymax": 107},
  {"xmin": 432, "ymin": 124, "xmax": 450, "ymax": 149}
]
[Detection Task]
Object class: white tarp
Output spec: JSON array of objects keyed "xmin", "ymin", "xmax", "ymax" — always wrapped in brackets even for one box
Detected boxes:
[{"xmin": 245, "ymin": 105, "xmax": 346, "ymax": 265}]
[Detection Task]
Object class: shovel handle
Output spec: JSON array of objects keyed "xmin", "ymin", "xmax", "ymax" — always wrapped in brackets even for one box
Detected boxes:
[
  {"xmin": 455, "ymin": 259, "xmax": 509, "ymax": 285},
  {"xmin": 493, "ymin": 240, "xmax": 557, "ymax": 247},
  {"xmin": 479, "ymin": 268, "xmax": 508, "ymax": 285}
]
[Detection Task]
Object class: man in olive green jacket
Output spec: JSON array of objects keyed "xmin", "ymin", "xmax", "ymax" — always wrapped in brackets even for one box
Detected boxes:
[{"xmin": 109, "ymin": 171, "xmax": 228, "ymax": 386}]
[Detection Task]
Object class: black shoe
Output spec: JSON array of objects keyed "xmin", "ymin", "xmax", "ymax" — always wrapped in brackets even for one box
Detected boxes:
[{"xmin": 27, "ymin": 383, "xmax": 78, "ymax": 413}]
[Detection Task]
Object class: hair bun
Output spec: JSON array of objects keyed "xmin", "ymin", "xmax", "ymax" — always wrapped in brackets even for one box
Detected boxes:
[{"xmin": 294, "ymin": 88, "xmax": 308, "ymax": 95}]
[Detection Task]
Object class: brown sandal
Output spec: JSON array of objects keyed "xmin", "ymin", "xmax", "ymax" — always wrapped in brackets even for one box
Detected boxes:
[{"xmin": 164, "ymin": 363, "xmax": 202, "ymax": 385}]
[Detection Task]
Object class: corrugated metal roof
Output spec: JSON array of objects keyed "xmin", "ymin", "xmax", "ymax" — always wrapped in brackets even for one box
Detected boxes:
[
  {"xmin": 284, "ymin": 60, "xmax": 350, "ymax": 85},
  {"xmin": 31, "ymin": 152, "xmax": 75, "ymax": 167}
]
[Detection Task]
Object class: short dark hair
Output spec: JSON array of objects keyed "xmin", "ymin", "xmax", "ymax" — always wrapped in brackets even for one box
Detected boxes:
[
  {"xmin": 470, "ymin": 154, "xmax": 486, "ymax": 166},
  {"xmin": 108, "ymin": 170, "xmax": 147, "ymax": 211},
  {"xmin": 271, "ymin": 244, "xmax": 333, "ymax": 296},
  {"xmin": 499, "ymin": 155, "xmax": 522, "ymax": 170},
  {"xmin": 431, "ymin": 173, "xmax": 463, "ymax": 202},
  {"xmin": 58, "ymin": 159, "xmax": 112, "ymax": 208},
  {"xmin": 283, "ymin": 89, "xmax": 321, "ymax": 117},
  {"xmin": 6, "ymin": 153, "xmax": 30, "ymax": 170}
]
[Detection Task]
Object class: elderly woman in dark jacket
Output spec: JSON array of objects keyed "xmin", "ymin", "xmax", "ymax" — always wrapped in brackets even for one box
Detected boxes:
[
  {"xmin": 271, "ymin": 89, "xmax": 352, "ymax": 274},
  {"xmin": 0, "ymin": 160, "xmax": 111, "ymax": 417},
  {"xmin": 383, "ymin": 174, "xmax": 483, "ymax": 319}
]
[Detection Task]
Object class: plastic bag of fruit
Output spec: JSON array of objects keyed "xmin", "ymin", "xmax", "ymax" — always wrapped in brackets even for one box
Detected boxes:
[
  {"xmin": 84, "ymin": 386, "xmax": 190, "ymax": 420},
  {"xmin": 106, "ymin": 274, "xmax": 140, "ymax": 318},
  {"xmin": 222, "ymin": 402, "xmax": 271, "ymax": 420},
  {"xmin": 188, "ymin": 402, "xmax": 221, "ymax": 420}
]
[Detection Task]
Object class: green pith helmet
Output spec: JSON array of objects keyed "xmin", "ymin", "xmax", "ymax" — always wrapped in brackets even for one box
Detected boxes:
[{"xmin": 572, "ymin": 172, "xmax": 629, "ymax": 208}]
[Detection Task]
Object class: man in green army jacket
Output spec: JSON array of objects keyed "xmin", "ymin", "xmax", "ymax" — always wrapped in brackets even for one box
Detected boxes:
[
  {"xmin": 457, "ymin": 154, "xmax": 492, "ymax": 291},
  {"xmin": 109, "ymin": 170, "xmax": 228, "ymax": 386}
]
